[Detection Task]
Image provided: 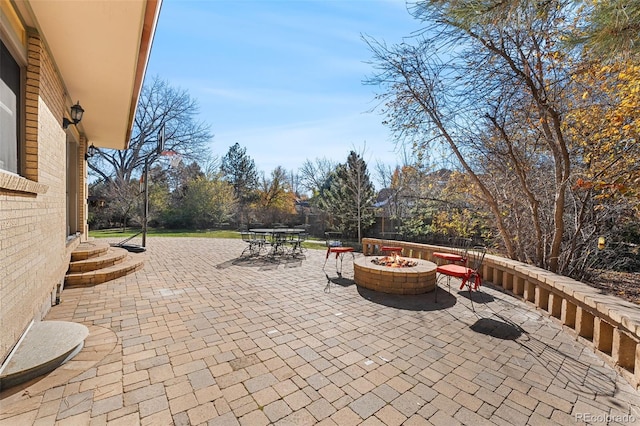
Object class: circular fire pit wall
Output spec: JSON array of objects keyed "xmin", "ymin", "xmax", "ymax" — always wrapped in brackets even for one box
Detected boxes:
[{"xmin": 353, "ymin": 256, "xmax": 437, "ymax": 295}]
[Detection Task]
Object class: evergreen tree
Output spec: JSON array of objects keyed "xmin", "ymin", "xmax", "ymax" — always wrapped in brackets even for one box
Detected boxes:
[
  {"xmin": 322, "ymin": 151, "xmax": 376, "ymax": 241},
  {"xmin": 576, "ymin": 0, "xmax": 640, "ymax": 59},
  {"xmin": 220, "ymin": 143, "xmax": 258, "ymax": 226}
]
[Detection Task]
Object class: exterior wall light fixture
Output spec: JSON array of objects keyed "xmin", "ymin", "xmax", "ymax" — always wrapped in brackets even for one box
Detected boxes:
[
  {"xmin": 62, "ymin": 101, "xmax": 84, "ymax": 129},
  {"xmin": 85, "ymin": 144, "xmax": 96, "ymax": 160}
]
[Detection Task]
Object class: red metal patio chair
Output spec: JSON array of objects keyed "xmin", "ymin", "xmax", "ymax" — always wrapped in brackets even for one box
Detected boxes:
[
  {"xmin": 432, "ymin": 237, "xmax": 472, "ymax": 266},
  {"xmin": 436, "ymin": 245, "xmax": 487, "ymax": 311},
  {"xmin": 323, "ymin": 232, "xmax": 354, "ymax": 281}
]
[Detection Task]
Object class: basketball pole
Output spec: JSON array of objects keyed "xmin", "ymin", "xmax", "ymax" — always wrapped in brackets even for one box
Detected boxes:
[
  {"xmin": 142, "ymin": 123, "xmax": 165, "ymax": 249},
  {"xmin": 142, "ymin": 156, "xmax": 149, "ymax": 248}
]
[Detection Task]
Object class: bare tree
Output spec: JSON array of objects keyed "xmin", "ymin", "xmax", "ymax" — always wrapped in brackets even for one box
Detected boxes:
[
  {"xmin": 288, "ymin": 170, "xmax": 303, "ymax": 197},
  {"xmin": 366, "ymin": 0, "xmax": 579, "ymax": 273},
  {"xmin": 89, "ymin": 76, "xmax": 212, "ymax": 184},
  {"xmin": 298, "ymin": 157, "xmax": 337, "ymax": 197},
  {"xmin": 105, "ymin": 176, "xmax": 141, "ymax": 231}
]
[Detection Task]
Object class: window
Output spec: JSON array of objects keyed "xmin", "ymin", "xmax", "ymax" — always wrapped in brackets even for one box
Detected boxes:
[{"xmin": 1, "ymin": 38, "xmax": 21, "ymax": 174}]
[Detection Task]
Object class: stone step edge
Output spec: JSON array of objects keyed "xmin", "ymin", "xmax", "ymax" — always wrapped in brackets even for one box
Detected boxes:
[
  {"xmin": 65, "ymin": 255, "xmax": 145, "ymax": 287},
  {"xmin": 70, "ymin": 241, "xmax": 110, "ymax": 261},
  {"xmin": 68, "ymin": 247, "xmax": 129, "ymax": 273}
]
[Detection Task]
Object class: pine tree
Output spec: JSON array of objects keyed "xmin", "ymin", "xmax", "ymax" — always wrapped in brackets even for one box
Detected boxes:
[
  {"xmin": 322, "ymin": 151, "xmax": 376, "ymax": 241},
  {"xmin": 220, "ymin": 143, "xmax": 258, "ymax": 226}
]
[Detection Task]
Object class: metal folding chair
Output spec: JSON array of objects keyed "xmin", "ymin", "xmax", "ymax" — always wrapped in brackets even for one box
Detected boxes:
[
  {"xmin": 240, "ymin": 231, "xmax": 265, "ymax": 257},
  {"xmin": 267, "ymin": 230, "xmax": 288, "ymax": 257},
  {"xmin": 287, "ymin": 231, "xmax": 307, "ymax": 256}
]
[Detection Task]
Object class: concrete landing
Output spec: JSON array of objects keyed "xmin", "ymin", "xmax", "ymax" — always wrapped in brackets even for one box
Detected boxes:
[{"xmin": 0, "ymin": 321, "xmax": 88, "ymax": 391}]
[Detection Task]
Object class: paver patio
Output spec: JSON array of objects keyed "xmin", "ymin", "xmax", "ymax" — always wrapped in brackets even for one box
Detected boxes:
[{"xmin": 1, "ymin": 237, "xmax": 639, "ymax": 425}]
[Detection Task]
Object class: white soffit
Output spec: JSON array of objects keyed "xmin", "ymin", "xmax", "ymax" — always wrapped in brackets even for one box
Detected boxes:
[{"xmin": 26, "ymin": 0, "xmax": 160, "ymax": 149}]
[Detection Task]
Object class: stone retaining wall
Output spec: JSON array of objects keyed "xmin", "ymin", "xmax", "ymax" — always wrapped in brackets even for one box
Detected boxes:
[{"xmin": 362, "ymin": 238, "xmax": 640, "ymax": 388}]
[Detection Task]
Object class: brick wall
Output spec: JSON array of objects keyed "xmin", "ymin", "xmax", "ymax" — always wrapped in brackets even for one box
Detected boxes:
[
  {"xmin": 0, "ymin": 31, "xmax": 78, "ymax": 362},
  {"xmin": 23, "ymin": 30, "xmax": 41, "ymax": 182}
]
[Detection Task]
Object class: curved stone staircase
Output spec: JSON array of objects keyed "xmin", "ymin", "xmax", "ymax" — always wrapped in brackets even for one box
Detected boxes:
[
  {"xmin": 65, "ymin": 241, "xmax": 145, "ymax": 287},
  {"xmin": 0, "ymin": 242, "xmax": 145, "ymax": 391}
]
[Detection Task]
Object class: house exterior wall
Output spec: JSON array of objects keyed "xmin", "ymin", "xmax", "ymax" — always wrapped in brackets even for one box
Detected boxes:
[
  {"xmin": 0, "ymin": 25, "xmax": 84, "ymax": 362},
  {"xmin": 80, "ymin": 135, "xmax": 89, "ymax": 236}
]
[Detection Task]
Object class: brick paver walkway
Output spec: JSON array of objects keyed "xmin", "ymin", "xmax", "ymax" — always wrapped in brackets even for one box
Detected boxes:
[{"xmin": 1, "ymin": 237, "xmax": 639, "ymax": 425}]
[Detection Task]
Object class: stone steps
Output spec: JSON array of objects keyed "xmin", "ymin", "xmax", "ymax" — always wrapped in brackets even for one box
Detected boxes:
[
  {"xmin": 65, "ymin": 241, "xmax": 145, "ymax": 287},
  {"xmin": 0, "ymin": 241, "xmax": 144, "ymax": 391},
  {"xmin": 70, "ymin": 241, "xmax": 109, "ymax": 261},
  {"xmin": 67, "ymin": 246, "xmax": 129, "ymax": 272}
]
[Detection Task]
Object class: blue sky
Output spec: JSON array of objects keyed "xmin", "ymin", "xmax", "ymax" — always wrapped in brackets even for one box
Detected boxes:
[{"xmin": 145, "ymin": 0, "xmax": 423, "ymax": 181}]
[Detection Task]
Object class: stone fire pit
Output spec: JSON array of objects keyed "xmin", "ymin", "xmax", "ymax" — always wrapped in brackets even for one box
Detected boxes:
[{"xmin": 354, "ymin": 256, "xmax": 437, "ymax": 295}]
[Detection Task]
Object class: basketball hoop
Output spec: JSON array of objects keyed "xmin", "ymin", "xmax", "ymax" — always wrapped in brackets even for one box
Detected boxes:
[{"xmin": 161, "ymin": 150, "xmax": 182, "ymax": 168}]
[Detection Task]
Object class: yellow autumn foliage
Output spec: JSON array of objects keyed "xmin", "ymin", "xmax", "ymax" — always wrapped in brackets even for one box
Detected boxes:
[{"xmin": 565, "ymin": 60, "xmax": 640, "ymax": 202}]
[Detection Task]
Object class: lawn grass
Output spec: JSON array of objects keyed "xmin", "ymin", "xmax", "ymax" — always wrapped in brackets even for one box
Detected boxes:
[
  {"xmin": 90, "ymin": 228, "xmax": 326, "ymax": 250},
  {"xmin": 90, "ymin": 228, "xmax": 242, "ymax": 239}
]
